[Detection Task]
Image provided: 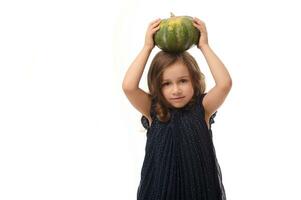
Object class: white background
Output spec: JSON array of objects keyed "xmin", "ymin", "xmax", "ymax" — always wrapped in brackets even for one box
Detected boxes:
[{"xmin": 1, "ymin": 0, "xmax": 300, "ymax": 199}]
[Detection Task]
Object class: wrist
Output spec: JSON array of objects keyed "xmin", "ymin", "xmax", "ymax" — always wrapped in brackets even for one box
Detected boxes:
[
  {"xmin": 143, "ymin": 45, "xmax": 154, "ymax": 52},
  {"xmin": 199, "ymin": 44, "xmax": 210, "ymax": 51}
]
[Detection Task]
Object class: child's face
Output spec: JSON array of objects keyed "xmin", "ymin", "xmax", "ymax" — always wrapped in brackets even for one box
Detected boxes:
[{"xmin": 161, "ymin": 61, "xmax": 194, "ymax": 108}]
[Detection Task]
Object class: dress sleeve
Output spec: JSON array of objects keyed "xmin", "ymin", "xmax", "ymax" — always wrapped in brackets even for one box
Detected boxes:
[
  {"xmin": 141, "ymin": 115, "xmax": 150, "ymax": 130},
  {"xmin": 141, "ymin": 97, "xmax": 156, "ymax": 130},
  {"xmin": 209, "ymin": 111, "xmax": 217, "ymax": 129}
]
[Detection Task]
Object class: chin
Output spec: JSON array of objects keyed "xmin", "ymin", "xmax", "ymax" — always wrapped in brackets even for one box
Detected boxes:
[{"xmin": 171, "ymin": 102, "xmax": 186, "ymax": 108}]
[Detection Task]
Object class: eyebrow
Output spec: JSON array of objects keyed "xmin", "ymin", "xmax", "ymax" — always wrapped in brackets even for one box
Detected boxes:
[{"xmin": 162, "ymin": 75, "xmax": 190, "ymax": 82}]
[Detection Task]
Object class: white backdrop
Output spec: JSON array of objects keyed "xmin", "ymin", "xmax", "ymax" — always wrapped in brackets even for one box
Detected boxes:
[{"xmin": 1, "ymin": 0, "xmax": 300, "ymax": 199}]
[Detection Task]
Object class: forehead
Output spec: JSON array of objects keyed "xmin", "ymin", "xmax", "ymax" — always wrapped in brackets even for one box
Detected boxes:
[{"xmin": 162, "ymin": 62, "xmax": 190, "ymax": 81}]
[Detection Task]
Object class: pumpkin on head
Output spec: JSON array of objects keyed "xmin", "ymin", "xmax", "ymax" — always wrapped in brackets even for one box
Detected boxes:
[{"xmin": 154, "ymin": 13, "xmax": 200, "ymax": 53}]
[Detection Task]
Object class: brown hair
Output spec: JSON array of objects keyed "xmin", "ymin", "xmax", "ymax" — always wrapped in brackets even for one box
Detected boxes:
[{"xmin": 147, "ymin": 50, "xmax": 206, "ymax": 122}]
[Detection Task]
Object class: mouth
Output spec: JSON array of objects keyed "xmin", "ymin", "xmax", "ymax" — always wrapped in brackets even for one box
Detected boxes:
[{"xmin": 171, "ymin": 96, "xmax": 185, "ymax": 100}]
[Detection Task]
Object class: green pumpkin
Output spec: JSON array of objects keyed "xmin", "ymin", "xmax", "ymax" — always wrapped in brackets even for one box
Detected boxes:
[{"xmin": 154, "ymin": 13, "xmax": 200, "ymax": 53}]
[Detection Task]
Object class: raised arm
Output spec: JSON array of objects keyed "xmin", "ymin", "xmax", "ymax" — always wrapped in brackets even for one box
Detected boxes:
[
  {"xmin": 122, "ymin": 47, "xmax": 152, "ymax": 91},
  {"xmin": 193, "ymin": 17, "xmax": 232, "ymax": 121},
  {"xmin": 122, "ymin": 18, "xmax": 161, "ymax": 123},
  {"xmin": 122, "ymin": 18, "xmax": 161, "ymax": 90},
  {"xmin": 199, "ymin": 44, "xmax": 232, "ymax": 88}
]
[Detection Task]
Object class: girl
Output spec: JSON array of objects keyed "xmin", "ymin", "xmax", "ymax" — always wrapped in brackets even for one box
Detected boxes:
[{"xmin": 122, "ymin": 17, "xmax": 232, "ymax": 200}]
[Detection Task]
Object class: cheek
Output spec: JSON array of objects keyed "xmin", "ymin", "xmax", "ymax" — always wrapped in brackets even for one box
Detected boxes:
[
  {"xmin": 184, "ymin": 83, "xmax": 194, "ymax": 94},
  {"xmin": 161, "ymin": 88, "xmax": 171, "ymax": 99}
]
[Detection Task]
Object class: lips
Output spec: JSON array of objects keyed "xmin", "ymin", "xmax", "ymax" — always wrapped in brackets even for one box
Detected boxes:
[{"xmin": 171, "ymin": 97, "xmax": 184, "ymax": 100}]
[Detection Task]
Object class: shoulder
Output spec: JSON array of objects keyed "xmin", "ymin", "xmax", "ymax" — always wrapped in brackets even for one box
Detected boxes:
[{"xmin": 201, "ymin": 85, "xmax": 231, "ymax": 119}]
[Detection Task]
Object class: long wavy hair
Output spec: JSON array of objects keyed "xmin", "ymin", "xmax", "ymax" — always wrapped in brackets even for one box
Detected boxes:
[{"xmin": 147, "ymin": 50, "xmax": 206, "ymax": 122}]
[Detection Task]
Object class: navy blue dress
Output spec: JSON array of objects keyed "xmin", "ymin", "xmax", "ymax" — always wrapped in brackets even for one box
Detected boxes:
[{"xmin": 137, "ymin": 93, "xmax": 227, "ymax": 200}]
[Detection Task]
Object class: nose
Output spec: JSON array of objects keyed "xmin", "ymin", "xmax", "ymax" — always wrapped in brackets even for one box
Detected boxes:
[{"xmin": 172, "ymin": 84, "xmax": 182, "ymax": 95}]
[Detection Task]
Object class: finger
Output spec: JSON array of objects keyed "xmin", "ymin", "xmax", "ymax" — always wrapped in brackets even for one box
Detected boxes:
[
  {"xmin": 193, "ymin": 23, "xmax": 206, "ymax": 33},
  {"xmin": 149, "ymin": 24, "xmax": 160, "ymax": 32},
  {"xmin": 147, "ymin": 22, "xmax": 160, "ymax": 33},
  {"xmin": 193, "ymin": 17, "xmax": 205, "ymax": 25},
  {"xmin": 153, "ymin": 26, "xmax": 161, "ymax": 32},
  {"xmin": 193, "ymin": 20, "xmax": 206, "ymax": 29},
  {"xmin": 150, "ymin": 19, "xmax": 161, "ymax": 28},
  {"xmin": 192, "ymin": 22, "xmax": 201, "ymax": 29},
  {"xmin": 150, "ymin": 26, "xmax": 160, "ymax": 34},
  {"xmin": 150, "ymin": 18, "xmax": 161, "ymax": 25}
]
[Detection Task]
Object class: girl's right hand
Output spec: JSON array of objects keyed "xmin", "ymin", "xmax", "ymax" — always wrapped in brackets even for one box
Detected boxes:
[{"xmin": 144, "ymin": 18, "xmax": 161, "ymax": 51}]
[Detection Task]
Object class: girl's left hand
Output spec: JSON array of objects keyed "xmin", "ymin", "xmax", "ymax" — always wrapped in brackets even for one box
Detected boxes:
[{"xmin": 192, "ymin": 17, "xmax": 209, "ymax": 49}]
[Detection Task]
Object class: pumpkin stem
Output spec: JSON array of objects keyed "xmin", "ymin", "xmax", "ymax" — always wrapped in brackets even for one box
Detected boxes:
[{"xmin": 170, "ymin": 12, "xmax": 175, "ymax": 17}]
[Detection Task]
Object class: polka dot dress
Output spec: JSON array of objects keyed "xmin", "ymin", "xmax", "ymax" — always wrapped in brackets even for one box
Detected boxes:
[{"xmin": 137, "ymin": 92, "xmax": 227, "ymax": 200}]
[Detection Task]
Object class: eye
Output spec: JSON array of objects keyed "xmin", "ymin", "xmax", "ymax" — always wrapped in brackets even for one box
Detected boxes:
[
  {"xmin": 180, "ymin": 79, "xmax": 188, "ymax": 83},
  {"xmin": 162, "ymin": 82, "xmax": 170, "ymax": 86}
]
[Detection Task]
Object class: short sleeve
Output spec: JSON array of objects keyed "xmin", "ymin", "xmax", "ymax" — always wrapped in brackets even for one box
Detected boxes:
[
  {"xmin": 141, "ymin": 97, "xmax": 157, "ymax": 130},
  {"xmin": 209, "ymin": 110, "xmax": 217, "ymax": 128}
]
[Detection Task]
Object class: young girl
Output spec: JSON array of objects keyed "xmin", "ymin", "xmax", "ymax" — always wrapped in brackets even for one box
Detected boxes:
[{"xmin": 122, "ymin": 17, "xmax": 232, "ymax": 200}]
